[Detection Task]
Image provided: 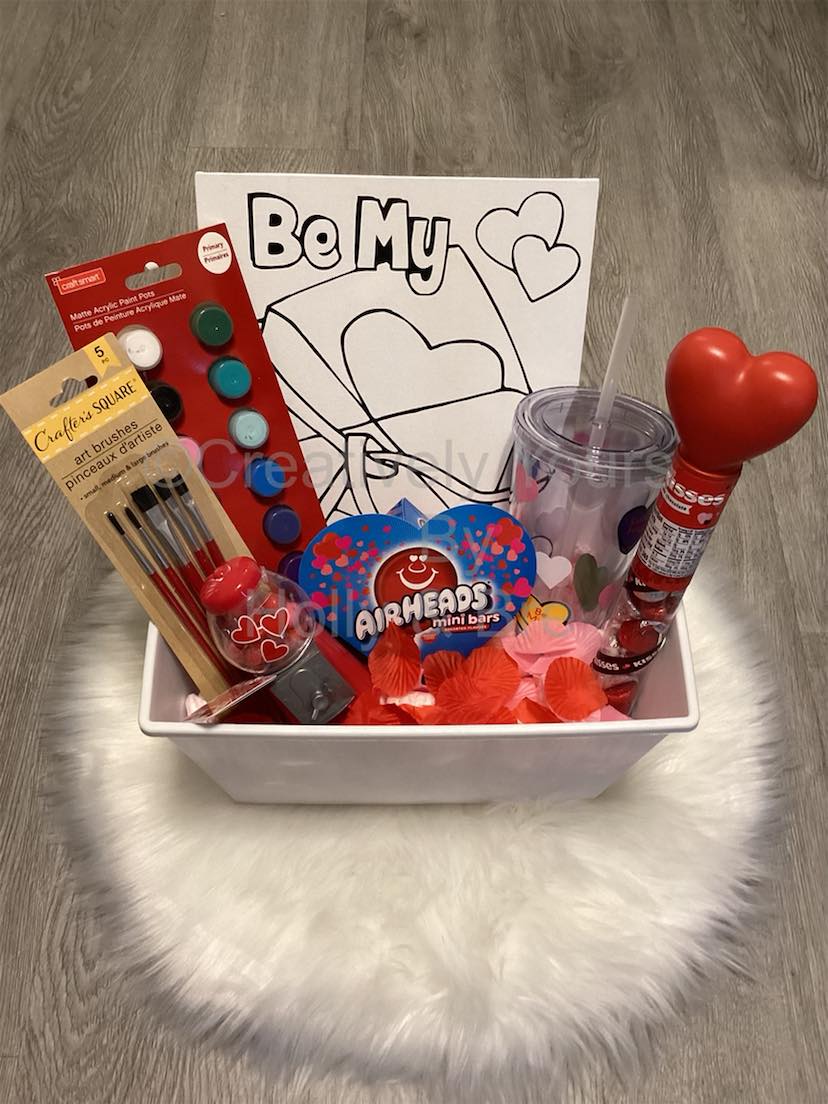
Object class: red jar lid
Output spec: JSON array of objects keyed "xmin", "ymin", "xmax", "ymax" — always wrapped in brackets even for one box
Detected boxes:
[{"xmin": 200, "ymin": 556, "xmax": 262, "ymax": 614}]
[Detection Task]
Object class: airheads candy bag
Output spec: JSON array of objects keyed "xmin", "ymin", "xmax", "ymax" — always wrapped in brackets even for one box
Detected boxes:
[{"xmin": 299, "ymin": 504, "xmax": 536, "ymax": 656}]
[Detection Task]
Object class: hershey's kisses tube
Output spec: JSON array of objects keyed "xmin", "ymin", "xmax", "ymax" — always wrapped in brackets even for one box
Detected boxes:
[
  {"xmin": 592, "ymin": 325, "xmax": 818, "ymax": 714},
  {"xmin": 592, "ymin": 451, "xmax": 740, "ymax": 712}
]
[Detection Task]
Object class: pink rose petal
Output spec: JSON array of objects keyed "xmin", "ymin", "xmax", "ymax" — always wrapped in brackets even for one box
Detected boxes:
[
  {"xmin": 507, "ymin": 676, "xmax": 544, "ymax": 710},
  {"xmin": 501, "ymin": 619, "xmax": 603, "ymax": 677},
  {"xmin": 501, "ymin": 619, "xmax": 573, "ymax": 676},
  {"xmin": 565, "ymin": 622, "xmax": 603, "ymax": 664}
]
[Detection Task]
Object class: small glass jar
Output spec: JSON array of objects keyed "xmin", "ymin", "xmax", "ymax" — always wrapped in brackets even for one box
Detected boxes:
[{"xmin": 200, "ymin": 557, "xmax": 356, "ymax": 723}]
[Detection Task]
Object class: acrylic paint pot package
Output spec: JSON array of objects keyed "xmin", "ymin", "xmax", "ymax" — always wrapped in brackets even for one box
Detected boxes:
[{"xmin": 46, "ymin": 226, "xmax": 325, "ymax": 572}]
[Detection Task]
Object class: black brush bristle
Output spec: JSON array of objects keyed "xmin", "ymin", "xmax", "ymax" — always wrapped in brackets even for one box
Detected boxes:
[
  {"xmin": 171, "ymin": 473, "xmax": 188, "ymax": 496},
  {"xmin": 124, "ymin": 507, "xmax": 142, "ymax": 530},
  {"xmin": 130, "ymin": 485, "xmax": 157, "ymax": 513},
  {"xmin": 105, "ymin": 511, "xmax": 124, "ymax": 536},
  {"xmin": 153, "ymin": 479, "xmax": 173, "ymax": 502}
]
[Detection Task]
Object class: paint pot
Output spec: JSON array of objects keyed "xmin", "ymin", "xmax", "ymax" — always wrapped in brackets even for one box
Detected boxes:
[
  {"xmin": 208, "ymin": 356, "xmax": 251, "ymax": 400},
  {"xmin": 118, "ymin": 325, "xmax": 163, "ymax": 372},
  {"xmin": 147, "ymin": 380, "xmax": 183, "ymax": 426},
  {"xmin": 263, "ymin": 504, "xmax": 301, "ymax": 546},
  {"xmin": 190, "ymin": 302, "xmax": 233, "ymax": 347},
  {"xmin": 247, "ymin": 456, "xmax": 286, "ymax": 498},
  {"xmin": 228, "ymin": 408, "xmax": 269, "ymax": 450}
]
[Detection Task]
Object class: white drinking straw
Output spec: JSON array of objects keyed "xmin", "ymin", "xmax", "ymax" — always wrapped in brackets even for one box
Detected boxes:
[
  {"xmin": 554, "ymin": 295, "xmax": 639, "ymax": 563},
  {"xmin": 587, "ymin": 295, "xmax": 638, "ymax": 450}
]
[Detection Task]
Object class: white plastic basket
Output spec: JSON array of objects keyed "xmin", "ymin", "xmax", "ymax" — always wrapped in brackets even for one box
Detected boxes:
[{"xmin": 139, "ymin": 608, "xmax": 698, "ymax": 805}]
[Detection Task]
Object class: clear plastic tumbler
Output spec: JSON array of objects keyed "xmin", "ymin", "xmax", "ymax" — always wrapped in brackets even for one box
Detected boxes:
[{"xmin": 510, "ymin": 387, "xmax": 677, "ymax": 626}]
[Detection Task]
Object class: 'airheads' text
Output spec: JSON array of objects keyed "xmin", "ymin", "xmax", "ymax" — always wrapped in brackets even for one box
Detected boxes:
[{"xmin": 354, "ymin": 581, "xmax": 498, "ymax": 642}]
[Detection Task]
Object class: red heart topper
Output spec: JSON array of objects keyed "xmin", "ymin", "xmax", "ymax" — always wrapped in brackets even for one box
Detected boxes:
[{"xmin": 666, "ymin": 328, "xmax": 818, "ymax": 471}]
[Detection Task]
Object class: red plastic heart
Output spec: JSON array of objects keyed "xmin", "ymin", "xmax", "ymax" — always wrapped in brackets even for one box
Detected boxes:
[
  {"xmin": 260, "ymin": 638, "xmax": 289, "ymax": 664},
  {"xmin": 230, "ymin": 614, "xmax": 260, "ymax": 645},
  {"xmin": 666, "ymin": 328, "xmax": 818, "ymax": 471},
  {"xmin": 260, "ymin": 608, "xmax": 289, "ymax": 639}
]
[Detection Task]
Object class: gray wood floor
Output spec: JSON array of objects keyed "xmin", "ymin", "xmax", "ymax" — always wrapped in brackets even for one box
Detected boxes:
[{"xmin": 1, "ymin": 1, "xmax": 825, "ymax": 1100}]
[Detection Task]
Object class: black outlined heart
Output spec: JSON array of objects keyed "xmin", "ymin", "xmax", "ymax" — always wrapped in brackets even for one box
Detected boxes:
[
  {"xmin": 511, "ymin": 235, "xmax": 581, "ymax": 301},
  {"xmin": 475, "ymin": 191, "xmax": 581, "ymax": 300},
  {"xmin": 342, "ymin": 309, "xmax": 504, "ymax": 419},
  {"xmin": 476, "ymin": 192, "xmax": 565, "ymax": 268}
]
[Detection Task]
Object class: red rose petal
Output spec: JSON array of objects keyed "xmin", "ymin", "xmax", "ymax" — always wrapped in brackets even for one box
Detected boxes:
[
  {"xmin": 435, "ymin": 671, "xmax": 476, "ymax": 714},
  {"xmin": 403, "ymin": 703, "xmax": 442, "ymax": 725},
  {"xmin": 434, "ymin": 670, "xmax": 518, "ymax": 725},
  {"xmin": 515, "ymin": 698, "xmax": 560, "ymax": 724},
  {"xmin": 428, "ymin": 702, "xmax": 517, "ymax": 726},
  {"xmin": 435, "ymin": 672, "xmax": 496, "ymax": 723},
  {"xmin": 544, "ymin": 656, "xmax": 607, "ymax": 721},
  {"xmin": 483, "ymin": 707, "xmax": 519, "ymax": 725},
  {"xmin": 422, "ymin": 650, "xmax": 463, "ymax": 692},
  {"xmin": 341, "ymin": 690, "xmax": 409, "ymax": 726},
  {"xmin": 368, "ymin": 623, "xmax": 422, "ymax": 697},
  {"xmin": 463, "ymin": 645, "xmax": 520, "ymax": 706}
]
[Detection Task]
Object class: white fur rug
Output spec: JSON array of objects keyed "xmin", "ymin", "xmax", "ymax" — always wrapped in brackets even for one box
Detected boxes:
[{"xmin": 42, "ymin": 560, "xmax": 780, "ymax": 1103}]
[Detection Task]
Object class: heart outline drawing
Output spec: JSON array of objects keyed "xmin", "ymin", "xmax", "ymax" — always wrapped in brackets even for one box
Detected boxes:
[
  {"xmin": 475, "ymin": 191, "xmax": 582, "ymax": 301},
  {"xmin": 341, "ymin": 309, "xmax": 505, "ymax": 421},
  {"xmin": 511, "ymin": 235, "xmax": 580, "ymax": 302}
]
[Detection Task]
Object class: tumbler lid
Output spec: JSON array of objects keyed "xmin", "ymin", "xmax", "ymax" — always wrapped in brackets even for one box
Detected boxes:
[{"xmin": 513, "ymin": 387, "xmax": 676, "ymax": 483}]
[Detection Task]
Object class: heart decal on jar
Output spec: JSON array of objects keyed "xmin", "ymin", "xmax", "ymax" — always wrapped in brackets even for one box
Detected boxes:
[
  {"xmin": 230, "ymin": 615, "xmax": 261, "ymax": 645},
  {"xmin": 260, "ymin": 638, "xmax": 290, "ymax": 664},
  {"xmin": 260, "ymin": 608, "xmax": 289, "ymax": 640}
]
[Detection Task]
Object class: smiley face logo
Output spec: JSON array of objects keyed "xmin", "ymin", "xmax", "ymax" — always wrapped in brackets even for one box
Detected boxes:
[{"xmin": 374, "ymin": 546, "xmax": 458, "ymax": 607}]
